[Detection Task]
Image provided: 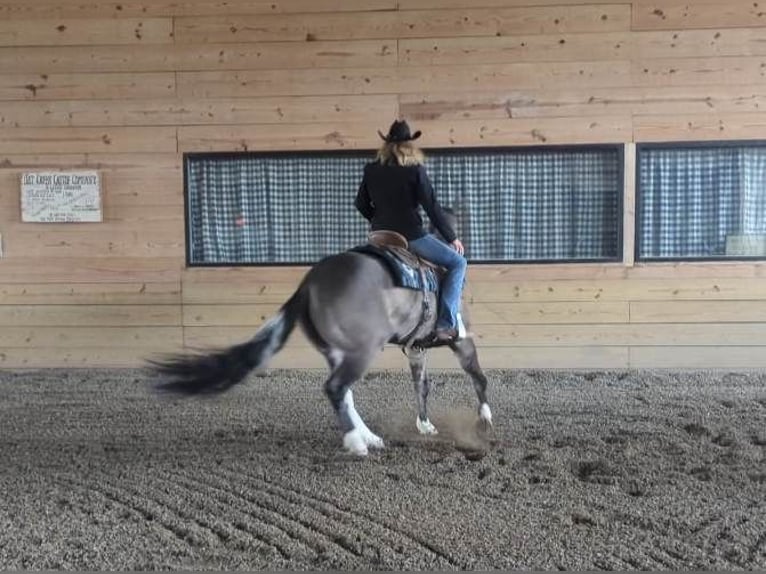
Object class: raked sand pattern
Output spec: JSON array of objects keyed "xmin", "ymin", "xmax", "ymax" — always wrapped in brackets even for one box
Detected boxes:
[{"xmin": 0, "ymin": 368, "xmax": 764, "ymax": 570}]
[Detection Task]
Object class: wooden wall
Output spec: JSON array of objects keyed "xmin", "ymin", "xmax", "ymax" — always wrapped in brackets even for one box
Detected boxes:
[{"xmin": 2, "ymin": 0, "xmax": 766, "ymax": 370}]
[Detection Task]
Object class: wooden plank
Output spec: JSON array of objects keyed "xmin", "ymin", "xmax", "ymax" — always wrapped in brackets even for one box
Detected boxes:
[
  {"xmin": 183, "ymin": 304, "xmax": 281, "ymax": 327},
  {"xmin": 0, "ymin": 95, "xmax": 398, "ymax": 128},
  {"xmin": 183, "ymin": 281, "xmax": 300, "ymax": 305},
  {"xmin": 178, "ymin": 61, "xmax": 632, "ymax": 99},
  {"xmin": 402, "ymin": 28, "xmax": 766, "ymax": 67},
  {"xmin": 175, "ymin": 6, "xmax": 629, "ymax": 44},
  {"xmin": 0, "ymin": 152, "xmax": 180, "ymax": 170},
  {"xmin": 400, "ymin": 85, "xmax": 766, "ymax": 121},
  {"xmin": 633, "ymin": 0, "xmax": 766, "ymax": 31},
  {"xmin": 1, "ymin": 221, "xmax": 184, "ymax": 258},
  {"xmin": 178, "ymin": 115, "xmax": 631, "ymax": 151},
  {"xmin": 399, "ymin": 0, "xmax": 622, "ymax": 8},
  {"xmin": 0, "ymin": 347, "xmax": 180, "ymax": 368},
  {"xmin": 0, "ymin": 282, "xmax": 180, "ymax": 305},
  {"xmin": 0, "ymin": 72, "xmax": 175, "ymax": 101},
  {"xmin": 0, "ymin": 0, "xmax": 397, "ymax": 19},
  {"xmin": 181, "ymin": 264, "xmax": 766, "ymax": 285},
  {"xmin": 400, "ymin": 32, "xmax": 628, "ymax": 67},
  {"xmin": 183, "ymin": 266, "xmax": 310, "ymax": 284},
  {"xmin": 183, "ymin": 301, "xmax": 629, "ymax": 327},
  {"xmin": 0, "ymin": 127, "xmax": 177, "ymax": 154},
  {"xmin": 267, "ymin": 345, "xmax": 630, "ymax": 370},
  {"xmin": 100, "ymin": 205, "xmax": 183, "ymax": 224},
  {"xmin": 630, "ymin": 346, "xmax": 766, "ymax": 369},
  {"xmin": 178, "ymin": 262, "xmax": 766, "ymax": 285},
  {"xmin": 632, "ymin": 56, "xmax": 766, "ymax": 88},
  {"xmin": 0, "ymin": 40, "xmax": 396, "ymax": 74},
  {"xmin": 0, "ymin": 257, "xmax": 183, "ymax": 283},
  {"xmin": 413, "ymin": 116, "xmax": 631, "ymax": 146},
  {"xmin": 472, "ymin": 322, "xmax": 766, "ymax": 346},
  {"xmin": 184, "ymin": 326, "xmax": 312, "ymax": 348},
  {"xmin": 464, "ymin": 277, "xmax": 766, "ymax": 302},
  {"xmin": 174, "ymin": 341, "xmax": 629, "ymax": 370},
  {"xmin": 634, "ymin": 112, "xmax": 766, "ymax": 142},
  {"xmin": 17, "ymin": 343, "xmax": 763, "ymax": 370},
  {"xmin": 631, "ymin": 300, "xmax": 766, "ymax": 323},
  {"xmin": 0, "ymin": 179, "xmax": 184, "ymax": 219},
  {"xmin": 467, "ymin": 301, "xmax": 629, "ymax": 324},
  {"xmin": 0, "ymin": 156, "xmax": 182, "ymax": 209},
  {"xmin": 466, "ymin": 262, "xmax": 766, "ymax": 281},
  {"xmin": 0, "ymin": 17, "xmax": 172, "ymax": 47},
  {"xmin": 632, "ymin": 27, "xmax": 766, "ymax": 59},
  {"xmin": 186, "ymin": 322, "xmax": 766, "ymax": 348},
  {"xmin": 178, "ymin": 122, "xmax": 380, "ymax": 151},
  {"xmin": 184, "ymin": 276, "xmax": 766, "ymax": 306},
  {"xmin": 0, "ymin": 304, "xmax": 180, "ymax": 326},
  {"xmin": 0, "ymin": 326, "xmax": 182, "ymax": 348}
]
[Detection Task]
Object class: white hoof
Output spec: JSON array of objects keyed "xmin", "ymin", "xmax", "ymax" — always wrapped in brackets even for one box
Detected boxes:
[
  {"xmin": 479, "ymin": 403, "xmax": 493, "ymax": 426},
  {"xmin": 362, "ymin": 431, "xmax": 385, "ymax": 449},
  {"xmin": 343, "ymin": 429, "xmax": 369, "ymax": 456},
  {"xmin": 416, "ymin": 417, "xmax": 438, "ymax": 435}
]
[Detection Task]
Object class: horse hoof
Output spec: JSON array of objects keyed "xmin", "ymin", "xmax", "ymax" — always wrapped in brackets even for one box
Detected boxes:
[
  {"xmin": 416, "ymin": 417, "xmax": 438, "ymax": 435},
  {"xmin": 364, "ymin": 432, "xmax": 385, "ymax": 449},
  {"xmin": 479, "ymin": 403, "xmax": 493, "ymax": 427},
  {"xmin": 343, "ymin": 429, "xmax": 369, "ymax": 456}
]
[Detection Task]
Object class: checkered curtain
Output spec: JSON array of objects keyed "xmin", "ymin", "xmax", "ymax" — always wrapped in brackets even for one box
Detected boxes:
[
  {"xmin": 426, "ymin": 150, "xmax": 621, "ymax": 260},
  {"xmin": 187, "ymin": 148, "xmax": 621, "ymax": 265},
  {"xmin": 638, "ymin": 146, "xmax": 766, "ymax": 259},
  {"xmin": 188, "ymin": 155, "xmax": 370, "ymax": 264}
]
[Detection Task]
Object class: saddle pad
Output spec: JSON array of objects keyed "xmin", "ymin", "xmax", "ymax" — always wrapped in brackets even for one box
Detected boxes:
[{"xmin": 351, "ymin": 244, "xmax": 439, "ymax": 293}]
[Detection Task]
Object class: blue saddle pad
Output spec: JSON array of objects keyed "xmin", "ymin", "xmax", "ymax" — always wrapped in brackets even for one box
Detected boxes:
[{"xmin": 351, "ymin": 244, "xmax": 440, "ymax": 293}]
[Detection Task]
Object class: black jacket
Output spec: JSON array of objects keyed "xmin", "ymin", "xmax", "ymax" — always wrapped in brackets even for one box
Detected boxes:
[{"xmin": 355, "ymin": 162, "xmax": 456, "ymax": 243}]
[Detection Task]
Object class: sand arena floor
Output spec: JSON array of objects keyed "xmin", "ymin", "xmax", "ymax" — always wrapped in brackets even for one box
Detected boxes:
[{"xmin": 0, "ymin": 367, "xmax": 764, "ymax": 570}]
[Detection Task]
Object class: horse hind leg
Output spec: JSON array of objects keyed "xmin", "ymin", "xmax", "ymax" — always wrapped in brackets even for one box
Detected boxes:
[
  {"xmin": 407, "ymin": 347, "xmax": 438, "ymax": 435},
  {"xmin": 343, "ymin": 388, "xmax": 384, "ymax": 452},
  {"xmin": 323, "ymin": 351, "xmax": 383, "ymax": 456},
  {"xmin": 450, "ymin": 337, "xmax": 493, "ymax": 428}
]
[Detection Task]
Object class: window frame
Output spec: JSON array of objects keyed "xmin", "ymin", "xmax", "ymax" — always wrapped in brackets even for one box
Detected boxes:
[
  {"xmin": 635, "ymin": 140, "xmax": 766, "ymax": 263},
  {"xmin": 183, "ymin": 143, "xmax": 625, "ymax": 267}
]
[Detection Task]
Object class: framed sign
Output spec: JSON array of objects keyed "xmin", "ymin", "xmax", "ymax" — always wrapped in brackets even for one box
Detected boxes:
[{"xmin": 20, "ymin": 171, "xmax": 102, "ymax": 223}]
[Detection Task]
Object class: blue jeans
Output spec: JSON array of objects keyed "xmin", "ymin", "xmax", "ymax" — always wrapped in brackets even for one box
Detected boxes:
[{"xmin": 409, "ymin": 234, "xmax": 467, "ymax": 330}]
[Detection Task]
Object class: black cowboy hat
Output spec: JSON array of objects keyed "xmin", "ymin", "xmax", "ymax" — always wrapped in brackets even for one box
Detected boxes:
[{"xmin": 378, "ymin": 120, "xmax": 422, "ymax": 143}]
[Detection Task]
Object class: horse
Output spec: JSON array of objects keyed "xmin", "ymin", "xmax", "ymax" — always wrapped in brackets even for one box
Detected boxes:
[{"xmin": 149, "ymin": 234, "xmax": 493, "ymax": 457}]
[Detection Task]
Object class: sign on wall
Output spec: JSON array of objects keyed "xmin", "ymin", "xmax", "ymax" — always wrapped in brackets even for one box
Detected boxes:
[{"xmin": 20, "ymin": 171, "xmax": 102, "ymax": 223}]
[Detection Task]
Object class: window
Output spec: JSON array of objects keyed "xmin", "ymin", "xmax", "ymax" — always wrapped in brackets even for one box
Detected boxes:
[
  {"xmin": 185, "ymin": 146, "xmax": 623, "ymax": 266},
  {"xmin": 637, "ymin": 142, "xmax": 766, "ymax": 261}
]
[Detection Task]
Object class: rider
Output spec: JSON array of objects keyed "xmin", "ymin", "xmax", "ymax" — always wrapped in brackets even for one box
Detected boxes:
[{"xmin": 355, "ymin": 119, "xmax": 467, "ymax": 342}]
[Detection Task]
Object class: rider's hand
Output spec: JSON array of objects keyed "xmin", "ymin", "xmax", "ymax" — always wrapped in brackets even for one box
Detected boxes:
[{"xmin": 451, "ymin": 238, "xmax": 465, "ymax": 255}]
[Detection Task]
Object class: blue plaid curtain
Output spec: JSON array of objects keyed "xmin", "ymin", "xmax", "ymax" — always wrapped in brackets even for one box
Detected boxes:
[
  {"xmin": 638, "ymin": 146, "xmax": 766, "ymax": 259},
  {"xmin": 427, "ymin": 150, "xmax": 621, "ymax": 261},
  {"xmin": 187, "ymin": 148, "xmax": 622, "ymax": 265},
  {"xmin": 188, "ymin": 155, "xmax": 370, "ymax": 264}
]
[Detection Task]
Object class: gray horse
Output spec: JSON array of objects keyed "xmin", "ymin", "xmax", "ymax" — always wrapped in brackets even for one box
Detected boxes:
[{"xmin": 150, "ymin": 249, "xmax": 492, "ymax": 456}]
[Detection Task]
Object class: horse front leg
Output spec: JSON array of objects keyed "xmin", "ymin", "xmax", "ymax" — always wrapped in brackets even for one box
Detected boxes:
[
  {"xmin": 407, "ymin": 347, "xmax": 438, "ymax": 435},
  {"xmin": 450, "ymin": 336, "xmax": 493, "ymax": 429}
]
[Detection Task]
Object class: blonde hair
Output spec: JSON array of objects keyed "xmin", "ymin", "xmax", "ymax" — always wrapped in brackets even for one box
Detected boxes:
[{"xmin": 376, "ymin": 141, "xmax": 425, "ymax": 166}]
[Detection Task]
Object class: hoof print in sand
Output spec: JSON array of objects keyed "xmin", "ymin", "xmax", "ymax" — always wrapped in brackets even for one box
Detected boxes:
[
  {"xmin": 572, "ymin": 459, "xmax": 616, "ymax": 485},
  {"xmin": 683, "ymin": 422, "xmax": 710, "ymax": 437},
  {"xmin": 711, "ymin": 431, "xmax": 736, "ymax": 447},
  {"xmin": 690, "ymin": 466, "xmax": 712, "ymax": 481}
]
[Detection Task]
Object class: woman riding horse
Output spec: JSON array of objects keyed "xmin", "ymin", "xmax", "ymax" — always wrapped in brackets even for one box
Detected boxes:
[
  {"xmin": 150, "ymin": 121, "xmax": 492, "ymax": 456},
  {"xmin": 355, "ymin": 120, "xmax": 467, "ymax": 343}
]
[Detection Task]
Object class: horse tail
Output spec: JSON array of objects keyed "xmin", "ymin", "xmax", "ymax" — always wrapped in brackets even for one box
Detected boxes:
[{"xmin": 150, "ymin": 287, "xmax": 305, "ymax": 395}]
